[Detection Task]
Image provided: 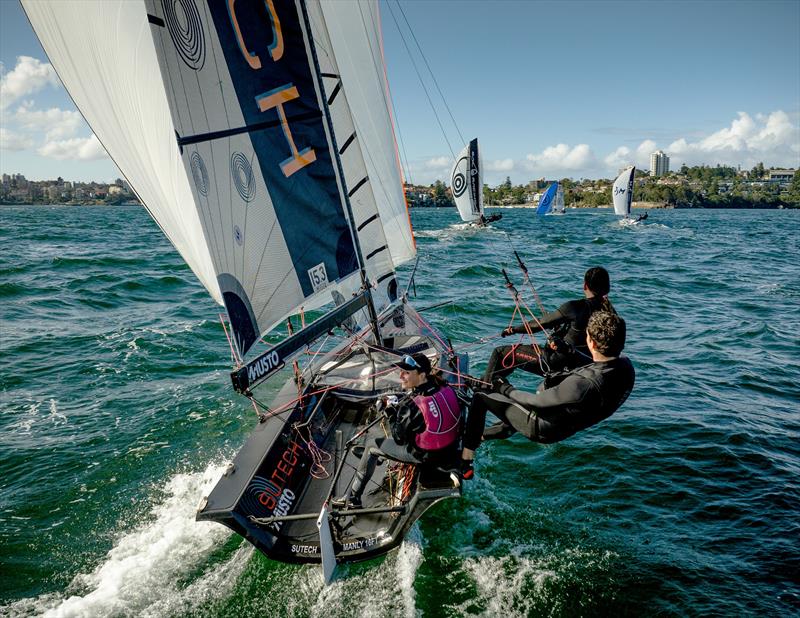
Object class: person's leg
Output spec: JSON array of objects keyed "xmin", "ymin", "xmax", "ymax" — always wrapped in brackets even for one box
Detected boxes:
[
  {"xmin": 463, "ymin": 393, "xmax": 491, "ymax": 452},
  {"xmin": 349, "ymin": 437, "xmax": 419, "ymax": 503},
  {"xmin": 462, "ymin": 393, "xmax": 538, "ymax": 472},
  {"xmin": 483, "ymin": 344, "xmax": 547, "ymax": 381},
  {"xmin": 486, "ymin": 398, "xmax": 537, "ymax": 440},
  {"xmin": 347, "ymin": 439, "xmax": 380, "ymax": 504}
]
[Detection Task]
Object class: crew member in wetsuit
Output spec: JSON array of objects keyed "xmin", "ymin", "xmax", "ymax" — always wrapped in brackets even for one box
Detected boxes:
[
  {"xmin": 481, "ymin": 266, "xmax": 616, "ymax": 382},
  {"xmin": 476, "ymin": 213, "xmax": 503, "ymax": 227},
  {"xmin": 461, "ymin": 311, "xmax": 634, "ymax": 479},
  {"xmin": 337, "ymin": 352, "xmax": 461, "ymax": 508},
  {"xmin": 636, "ymin": 212, "xmax": 648, "ymax": 222}
]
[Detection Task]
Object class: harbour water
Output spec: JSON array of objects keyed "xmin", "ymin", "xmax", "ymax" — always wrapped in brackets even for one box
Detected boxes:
[{"xmin": 1, "ymin": 205, "xmax": 798, "ymax": 616}]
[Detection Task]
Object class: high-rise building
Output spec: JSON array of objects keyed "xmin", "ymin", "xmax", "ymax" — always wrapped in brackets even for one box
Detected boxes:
[{"xmin": 650, "ymin": 150, "xmax": 670, "ymax": 176}]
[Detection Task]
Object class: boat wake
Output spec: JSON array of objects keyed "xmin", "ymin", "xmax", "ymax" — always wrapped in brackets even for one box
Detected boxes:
[
  {"xmin": 3, "ymin": 459, "xmax": 430, "ymax": 618},
  {"xmin": 415, "ymin": 222, "xmax": 505, "ymax": 241},
  {"xmin": 3, "ymin": 463, "xmax": 235, "ymax": 618}
]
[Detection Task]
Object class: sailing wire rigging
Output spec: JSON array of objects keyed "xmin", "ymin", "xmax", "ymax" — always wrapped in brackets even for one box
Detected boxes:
[{"xmin": 384, "ymin": 0, "xmax": 465, "ymax": 161}]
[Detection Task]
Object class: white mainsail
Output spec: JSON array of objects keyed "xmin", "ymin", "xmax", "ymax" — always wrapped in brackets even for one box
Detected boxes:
[
  {"xmin": 319, "ymin": 1, "xmax": 415, "ymax": 267},
  {"xmin": 21, "ymin": 0, "xmax": 220, "ymax": 304},
  {"xmin": 23, "ymin": 0, "xmax": 415, "ymax": 357},
  {"xmin": 612, "ymin": 166, "xmax": 636, "ymax": 217},
  {"xmin": 553, "ymin": 184, "xmax": 565, "ymax": 214},
  {"xmin": 450, "ymin": 138, "xmax": 483, "ymax": 223}
]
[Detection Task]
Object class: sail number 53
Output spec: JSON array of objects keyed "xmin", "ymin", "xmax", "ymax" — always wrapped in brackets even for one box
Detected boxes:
[{"xmin": 308, "ymin": 263, "xmax": 329, "ymax": 292}]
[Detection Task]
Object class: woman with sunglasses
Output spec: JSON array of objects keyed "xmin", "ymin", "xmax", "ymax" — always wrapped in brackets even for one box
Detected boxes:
[{"xmin": 337, "ymin": 352, "xmax": 462, "ymax": 508}]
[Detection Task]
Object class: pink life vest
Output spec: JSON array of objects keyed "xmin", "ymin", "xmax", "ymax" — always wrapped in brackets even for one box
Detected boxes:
[{"xmin": 413, "ymin": 385, "xmax": 461, "ymax": 450}]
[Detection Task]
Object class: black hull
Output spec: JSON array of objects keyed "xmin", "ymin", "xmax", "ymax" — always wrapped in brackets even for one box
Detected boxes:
[{"xmin": 197, "ymin": 304, "xmax": 467, "ymax": 565}]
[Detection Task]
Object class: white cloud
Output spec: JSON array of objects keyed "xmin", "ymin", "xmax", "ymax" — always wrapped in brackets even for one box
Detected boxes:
[
  {"xmin": 603, "ymin": 146, "xmax": 632, "ymax": 170},
  {"xmin": 423, "ymin": 155, "xmax": 452, "ymax": 170},
  {"xmin": 634, "ymin": 140, "xmax": 658, "ymax": 167},
  {"xmin": 14, "ymin": 103, "xmax": 83, "ymax": 141},
  {"xmin": 485, "ymin": 158, "xmax": 514, "ymax": 172},
  {"xmin": 0, "ymin": 56, "xmax": 58, "ymax": 110},
  {"xmin": 664, "ymin": 111, "xmax": 799, "ymax": 169},
  {"xmin": 524, "ymin": 143, "xmax": 597, "ymax": 176},
  {"xmin": 0, "ymin": 127, "xmax": 34, "ymax": 151},
  {"xmin": 38, "ymin": 134, "xmax": 108, "ymax": 161}
]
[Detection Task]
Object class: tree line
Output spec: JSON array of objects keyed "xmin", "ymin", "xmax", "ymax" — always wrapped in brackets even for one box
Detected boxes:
[{"xmin": 405, "ymin": 164, "xmax": 800, "ymax": 209}]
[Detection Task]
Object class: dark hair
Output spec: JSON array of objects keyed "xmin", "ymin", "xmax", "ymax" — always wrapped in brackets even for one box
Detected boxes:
[
  {"xmin": 584, "ymin": 266, "xmax": 610, "ymax": 297},
  {"xmin": 587, "ymin": 311, "xmax": 626, "ymax": 356},
  {"xmin": 584, "ymin": 266, "xmax": 616, "ymax": 314}
]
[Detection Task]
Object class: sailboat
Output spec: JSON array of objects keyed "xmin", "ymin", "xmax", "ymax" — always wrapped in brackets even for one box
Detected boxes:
[
  {"xmin": 612, "ymin": 166, "xmax": 637, "ymax": 222},
  {"xmin": 23, "ymin": 0, "xmax": 467, "ymax": 581},
  {"xmin": 450, "ymin": 138, "xmax": 499, "ymax": 225},
  {"xmin": 536, "ymin": 182, "xmax": 558, "ymax": 215}
]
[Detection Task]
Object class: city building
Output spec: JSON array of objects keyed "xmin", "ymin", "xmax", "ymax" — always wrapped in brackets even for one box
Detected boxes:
[
  {"xmin": 767, "ymin": 169, "xmax": 795, "ymax": 182},
  {"xmin": 650, "ymin": 150, "xmax": 670, "ymax": 176}
]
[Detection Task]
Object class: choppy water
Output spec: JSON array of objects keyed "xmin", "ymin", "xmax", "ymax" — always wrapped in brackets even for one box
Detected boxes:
[{"xmin": 1, "ymin": 205, "xmax": 799, "ymax": 617}]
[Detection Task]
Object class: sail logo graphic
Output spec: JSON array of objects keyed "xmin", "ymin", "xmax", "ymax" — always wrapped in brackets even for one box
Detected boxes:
[
  {"xmin": 231, "ymin": 152, "xmax": 256, "ymax": 202},
  {"xmin": 452, "ymin": 156, "xmax": 468, "ymax": 197},
  {"xmin": 229, "ymin": 0, "xmax": 317, "ymax": 178},
  {"xmin": 163, "ymin": 0, "xmax": 206, "ymax": 70},
  {"xmin": 190, "ymin": 152, "xmax": 209, "ymax": 196},
  {"xmin": 614, "ymin": 187, "xmax": 627, "ymax": 196},
  {"xmin": 247, "ymin": 350, "xmax": 283, "ymax": 383}
]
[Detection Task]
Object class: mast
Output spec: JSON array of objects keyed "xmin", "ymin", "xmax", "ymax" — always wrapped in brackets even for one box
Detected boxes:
[{"xmin": 299, "ymin": 0, "xmax": 383, "ymax": 346}]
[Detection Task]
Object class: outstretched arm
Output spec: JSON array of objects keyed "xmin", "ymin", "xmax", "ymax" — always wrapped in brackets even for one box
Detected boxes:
[
  {"xmin": 504, "ymin": 304, "xmax": 568, "ymax": 336},
  {"xmin": 498, "ymin": 373, "xmax": 592, "ymax": 413}
]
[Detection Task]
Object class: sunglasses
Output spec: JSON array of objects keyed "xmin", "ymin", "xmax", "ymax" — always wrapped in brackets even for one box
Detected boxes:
[{"xmin": 402, "ymin": 354, "xmax": 419, "ymax": 369}]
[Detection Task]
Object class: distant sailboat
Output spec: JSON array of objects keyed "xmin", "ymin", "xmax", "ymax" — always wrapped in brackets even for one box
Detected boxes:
[
  {"xmin": 451, "ymin": 138, "xmax": 500, "ymax": 225},
  {"xmin": 612, "ymin": 166, "xmax": 636, "ymax": 221},
  {"xmin": 536, "ymin": 182, "xmax": 558, "ymax": 215},
  {"xmin": 24, "ymin": 0, "xmax": 468, "ymax": 582}
]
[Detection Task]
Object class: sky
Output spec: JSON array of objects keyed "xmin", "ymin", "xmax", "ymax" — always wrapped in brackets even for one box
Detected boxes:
[{"xmin": 1, "ymin": 0, "xmax": 798, "ymax": 186}]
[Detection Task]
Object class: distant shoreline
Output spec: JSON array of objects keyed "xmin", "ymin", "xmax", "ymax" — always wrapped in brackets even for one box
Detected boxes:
[{"xmin": 0, "ymin": 201, "xmax": 794, "ymax": 210}]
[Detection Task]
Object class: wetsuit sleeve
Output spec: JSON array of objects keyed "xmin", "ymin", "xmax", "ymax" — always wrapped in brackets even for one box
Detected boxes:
[
  {"xmin": 503, "ymin": 373, "xmax": 593, "ymax": 413},
  {"xmin": 510, "ymin": 303, "xmax": 569, "ymax": 335}
]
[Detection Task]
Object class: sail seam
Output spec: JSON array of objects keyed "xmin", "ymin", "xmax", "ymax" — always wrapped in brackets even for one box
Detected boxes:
[
  {"xmin": 151, "ymin": 8, "xmax": 224, "ymax": 272},
  {"xmin": 198, "ymin": 0, "xmax": 232, "ymax": 274}
]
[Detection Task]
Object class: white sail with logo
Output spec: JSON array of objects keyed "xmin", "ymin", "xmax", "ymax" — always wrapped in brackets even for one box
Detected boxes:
[
  {"xmin": 23, "ymin": 0, "xmax": 415, "ymax": 358},
  {"xmin": 21, "ymin": 0, "xmax": 220, "ymax": 304},
  {"xmin": 450, "ymin": 138, "xmax": 483, "ymax": 223},
  {"xmin": 613, "ymin": 166, "xmax": 636, "ymax": 217}
]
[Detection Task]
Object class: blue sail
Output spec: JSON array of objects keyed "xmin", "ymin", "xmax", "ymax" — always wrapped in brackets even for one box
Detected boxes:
[{"xmin": 537, "ymin": 183, "xmax": 558, "ymax": 216}]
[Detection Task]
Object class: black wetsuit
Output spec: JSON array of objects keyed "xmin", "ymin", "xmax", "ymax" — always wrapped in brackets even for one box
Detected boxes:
[
  {"xmin": 465, "ymin": 356, "xmax": 634, "ymax": 449},
  {"xmin": 482, "ymin": 296, "xmax": 611, "ymax": 381}
]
